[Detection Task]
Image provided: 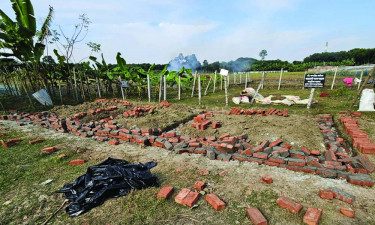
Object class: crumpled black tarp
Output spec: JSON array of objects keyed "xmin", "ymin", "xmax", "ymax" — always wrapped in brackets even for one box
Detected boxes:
[{"xmin": 56, "ymin": 157, "xmax": 158, "ymax": 217}]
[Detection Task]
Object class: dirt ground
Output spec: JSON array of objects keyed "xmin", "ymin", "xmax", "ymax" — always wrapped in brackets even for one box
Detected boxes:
[
  {"xmin": 1, "ymin": 120, "xmax": 375, "ymax": 225},
  {"xmin": 357, "ymin": 116, "xmax": 375, "ymax": 143},
  {"xmin": 50, "ymin": 101, "xmax": 201, "ymax": 131},
  {"xmin": 177, "ymin": 114, "xmax": 325, "ymax": 151}
]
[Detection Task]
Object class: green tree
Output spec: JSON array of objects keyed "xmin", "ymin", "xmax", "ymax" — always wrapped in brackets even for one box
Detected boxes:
[{"xmin": 259, "ymin": 49, "xmax": 268, "ymax": 60}]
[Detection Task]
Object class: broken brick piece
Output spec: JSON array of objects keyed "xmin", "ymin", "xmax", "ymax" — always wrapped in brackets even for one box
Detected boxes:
[
  {"xmin": 206, "ymin": 194, "xmax": 226, "ymax": 211},
  {"xmin": 175, "ymin": 188, "xmax": 190, "ymax": 205},
  {"xmin": 261, "ymin": 175, "xmax": 273, "ymax": 184},
  {"xmin": 318, "ymin": 190, "xmax": 333, "ymax": 200},
  {"xmin": 70, "ymin": 159, "xmax": 85, "ymax": 166},
  {"xmin": 198, "ymin": 169, "xmax": 210, "ymax": 176},
  {"xmin": 276, "ymin": 196, "xmax": 303, "ymax": 214},
  {"xmin": 193, "ymin": 181, "xmax": 206, "ymax": 191},
  {"xmin": 157, "ymin": 186, "xmax": 174, "ymax": 199},
  {"xmin": 219, "ymin": 170, "xmax": 227, "ymax": 176},
  {"xmin": 108, "ymin": 139, "xmax": 119, "ymax": 145},
  {"xmin": 340, "ymin": 207, "xmax": 355, "ymax": 218},
  {"xmin": 57, "ymin": 154, "xmax": 67, "ymax": 159},
  {"xmin": 303, "ymin": 208, "xmax": 322, "ymax": 225},
  {"xmin": 246, "ymin": 208, "xmax": 267, "ymax": 225}
]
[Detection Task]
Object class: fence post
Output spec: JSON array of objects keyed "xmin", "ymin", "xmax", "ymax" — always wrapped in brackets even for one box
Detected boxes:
[
  {"xmin": 147, "ymin": 74, "xmax": 151, "ymax": 102},
  {"xmin": 119, "ymin": 76, "xmax": 125, "ymax": 100},
  {"xmin": 163, "ymin": 75, "xmax": 167, "ymax": 101},
  {"xmin": 198, "ymin": 74, "xmax": 201, "ymax": 105},
  {"xmin": 331, "ymin": 66, "xmax": 338, "ymax": 90},
  {"xmin": 191, "ymin": 71, "xmax": 197, "ymax": 97},
  {"xmin": 358, "ymin": 70, "xmax": 363, "ymax": 90},
  {"xmin": 278, "ymin": 68, "xmax": 283, "ymax": 90},
  {"xmin": 178, "ymin": 75, "xmax": 181, "ymax": 100},
  {"xmin": 213, "ymin": 71, "xmax": 217, "ymax": 93}
]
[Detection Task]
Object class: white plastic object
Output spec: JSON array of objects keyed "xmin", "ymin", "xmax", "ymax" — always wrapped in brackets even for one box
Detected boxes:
[{"xmin": 32, "ymin": 89, "xmax": 53, "ymax": 106}]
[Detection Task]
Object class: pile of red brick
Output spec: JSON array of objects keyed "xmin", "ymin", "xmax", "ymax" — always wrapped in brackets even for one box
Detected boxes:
[
  {"xmin": 340, "ymin": 114, "xmax": 375, "ymax": 154},
  {"xmin": 158, "ymin": 100, "xmax": 171, "ymax": 108},
  {"xmin": 229, "ymin": 107, "xmax": 288, "ymax": 117},
  {"xmin": 123, "ymin": 105, "xmax": 156, "ymax": 118},
  {"xmin": 191, "ymin": 113, "xmax": 221, "ymax": 130},
  {"xmin": 89, "ymin": 105, "xmax": 118, "ymax": 115}
]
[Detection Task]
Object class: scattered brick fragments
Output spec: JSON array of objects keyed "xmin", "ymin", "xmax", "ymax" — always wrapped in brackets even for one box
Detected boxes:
[
  {"xmin": 261, "ymin": 175, "xmax": 273, "ymax": 184},
  {"xmin": 58, "ymin": 154, "xmax": 67, "ymax": 159},
  {"xmin": 1, "ymin": 138, "xmax": 21, "ymax": 148},
  {"xmin": 206, "ymin": 194, "xmax": 226, "ymax": 211},
  {"xmin": 157, "ymin": 186, "xmax": 174, "ymax": 199},
  {"xmin": 229, "ymin": 107, "xmax": 288, "ymax": 117},
  {"xmin": 340, "ymin": 207, "xmax": 355, "ymax": 218},
  {"xmin": 158, "ymin": 100, "xmax": 171, "ymax": 108},
  {"xmin": 198, "ymin": 169, "xmax": 210, "ymax": 176},
  {"xmin": 41, "ymin": 146, "xmax": 56, "ymax": 153},
  {"xmin": 276, "ymin": 196, "xmax": 303, "ymax": 214},
  {"xmin": 246, "ymin": 208, "xmax": 267, "ymax": 225},
  {"xmin": 303, "ymin": 208, "xmax": 322, "ymax": 225}
]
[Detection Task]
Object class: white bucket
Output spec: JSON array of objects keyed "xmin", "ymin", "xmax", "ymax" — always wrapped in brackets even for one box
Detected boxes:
[{"xmin": 32, "ymin": 89, "xmax": 53, "ymax": 106}]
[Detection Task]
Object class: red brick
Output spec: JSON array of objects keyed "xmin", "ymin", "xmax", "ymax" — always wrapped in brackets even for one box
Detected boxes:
[
  {"xmin": 29, "ymin": 138, "xmax": 43, "ymax": 144},
  {"xmin": 310, "ymin": 150, "xmax": 320, "ymax": 156},
  {"xmin": 157, "ymin": 186, "xmax": 174, "ymax": 199},
  {"xmin": 57, "ymin": 154, "xmax": 67, "ymax": 159},
  {"xmin": 318, "ymin": 190, "xmax": 333, "ymax": 200},
  {"xmin": 206, "ymin": 194, "xmax": 226, "ymax": 211},
  {"xmin": 301, "ymin": 147, "xmax": 311, "ymax": 155},
  {"xmin": 175, "ymin": 188, "xmax": 190, "ymax": 205},
  {"xmin": 303, "ymin": 208, "xmax": 322, "ymax": 225},
  {"xmin": 189, "ymin": 142, "xmax": 201, "ymax": 147},
  {"xmin": 219, "ymin": 133, "xmax": 230, "ymax": 140},
  {"xmin": 70, "ymin": 159, "xmax": 85, "ymax": 166},
  {"xmin": 246, "ymin": 208, "xmax": 267, "ymax": 225},
  {"xmin": 269, "ymin": 139, "xmax": 282, "ymax": 147},
  {"xmin": 41, "ymin": 147, "xmax": 56, "ymax": 153},
  {"xmin": 340, "ymin": 207, "xmax": 355, "ymax": 218},
  {"xmin": 109, "ymin": 140, "xmax": 119, "ymax": 145},
  {"xmin": 219, "ymin": 170, "xmax": 227, "ymax": 176},
  {"xmin": 198, "ymin": 169, "xmax": 210, "ymax": 176},
  {"xmin": 183, "ymin": 191, "xmax": 199, "ymax": 208},
  {"xmin": 264, "ymin": 161, "xmax": 279, "ymax": 167},
  {"xmin": 276, "ymin": 196, "xmax": 303, "ymax": 213},
  {"xmin": 193, "ymin": 181, "xmax": 206, "ymax": 191},
  {"xmin": 261, "ymin": 175, "xmax": 273, "ymax": 184}
]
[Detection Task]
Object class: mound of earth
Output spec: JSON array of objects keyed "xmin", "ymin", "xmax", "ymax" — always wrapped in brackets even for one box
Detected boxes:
[{"xmin": 177, "ymin": 114, "xmax": 325, "ymax": 151}]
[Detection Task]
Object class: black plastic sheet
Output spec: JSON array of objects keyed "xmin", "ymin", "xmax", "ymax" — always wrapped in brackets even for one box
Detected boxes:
[{"xmin": 56, "ymin": 157, "xmax": 158, "ymax": 217}]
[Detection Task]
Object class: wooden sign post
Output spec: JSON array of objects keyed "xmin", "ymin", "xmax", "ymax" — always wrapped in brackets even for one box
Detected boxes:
[
  {"xmin": 304, "ymin": 73, "xmax": 326, "ymax": 109},
  {"xmin": 220, "ymin": 69, "xmax": 229, "ymax": 105}
]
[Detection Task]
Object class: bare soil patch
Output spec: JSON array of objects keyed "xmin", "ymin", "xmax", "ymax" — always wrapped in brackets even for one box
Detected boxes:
[{"xmin": 177, "ymin": 114, "xmax": 325, "ymax": 151}]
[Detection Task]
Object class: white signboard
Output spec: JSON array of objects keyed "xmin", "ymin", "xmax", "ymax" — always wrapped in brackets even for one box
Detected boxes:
[
  {"xmin": 220, "ymin": 69, "xmax": 229, "ymax": 76},
  {"xmin": 120, "ymin": 81, "xmax": 129, "ymax": 88}
]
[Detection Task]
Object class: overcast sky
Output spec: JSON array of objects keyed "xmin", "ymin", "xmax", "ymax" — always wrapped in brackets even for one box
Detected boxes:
[{"xmin": 2, "ymin": 0, "xmax": 374, "ymax": 64}]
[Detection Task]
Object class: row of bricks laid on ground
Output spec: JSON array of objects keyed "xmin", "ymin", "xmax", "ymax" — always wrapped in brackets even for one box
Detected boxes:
[
  {"xmin": 2, "ymin": 110, "xmax": 374, "ymax": 187},
  {"xmin": 229, "ymin": 107, "xmax": 288, "ymax": 117},
  {"xmin": 157, "ymin": 184, "xmax": 225, "ymax": 210},
  {"xmin": 340, "ymin": 115, "xmax": 375, "ymax": 154}
]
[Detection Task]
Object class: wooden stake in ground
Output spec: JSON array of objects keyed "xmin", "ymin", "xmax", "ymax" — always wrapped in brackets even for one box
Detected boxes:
[
  {"xmin": 250, "ymin": 72, "xmax": 266, "ymax": 106},
  {"xmin": 204, "ymin": 75, "xmax": 212, "ymax": 96},
  {"xmin": 302, "ymin": 71, "xmax": 307, "ymax": 89},
  {"xmin": 119, "ymin": 76, "xmax": 125, "ymax": 100},
  {"xmin": 330, "ymin": 66, "xmax": 338, "ymax": 90},
  {"xmin": 191, "ymin": 71, "xmax": 197, "ymax": 97},
  {"xmin": 96, "ymin": 77, "xmax": 101, "ymax": 98},
  {"xmin": 348, "ymin": 66, "xmax": 375, "ymax": 114},
  {"xmin": 240, "ymin": 73, "xmax": 242, "ymax": 84},
  {"xmin": 261, "ymin": 72, "xmax": 265, "ymax": 89},
  {"xmin": 213, "ymin": 71, "xmax": 217, "ymax": 93},
  {"xmin": 163, "ymin": 75, "xmax": 167, "ymax": 101},
  {"xmin": 278, "ymin": 68, "xmax": 284, "ymax": 90},
  {"xmin": 221, "ymin": 73, "xmax": 223, "ymax": 90},
  {"xmin": 147, "ymin": 74, "xmax": 151, "ymax": 102},
  {"xmin": 307, "ymin": 88, "xmax": 315, "ymax": 109},
  {"xmin": 178, "ymin": 75, "xmax": 181, "ymax": 100},
  {"xmin": 358, "ymin": 70, "xmax": 364, "ymax": 90},
  {"xmin": 198, "ymin": 74, "xmax": 202, "ymax": 105}
]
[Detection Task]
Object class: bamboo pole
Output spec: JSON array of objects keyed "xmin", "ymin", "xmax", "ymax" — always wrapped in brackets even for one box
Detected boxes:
[
  {"xmin": 198, "ymin": 74, "xmax": 201, "ymax": 105},
  {"xmin": 163, "ymin": 75, "xmax": 167, "ymax": 101},
  {"xmin": 213, "ymin": 71, "xmax": 217, "ymax": 93},
  {"xmin": 330, "ymin": 66, "xmax": 338, "ymax": 90},
  {"xmin": 348, "ymin": 66, "xmax": 375, "ymax": 115},
  {"xmin": 178, "ymin": 76, "xmax": 181, "ymax": 100},
  {"xmin": 191, "ymin": 71, "xmax": 197, "ymax": 97},
  {"xmin": 147, "ymin": 74, "xmax": 151, "ymax": 102},
  {"xmin": 224, "ymin": 75, "xmax": 228, "ymax": 106},
  {"xmin": 96, "ymin": 77, "xmax": 101, "ymax": 98},
  {"xmin": 307, "ymin": 88, "xmax": 315, "ymax": 109},
  {"xmin": 204, "ymin": 75, "xmax": 212, "ymax": 96},
  {"xmin": 250, "ymin": 72, "xmax": 266, "ymax": 106},
  {"xmin": 278, "ymin": 68, "xmax": 284, "ymax": 90},
  {"xmin": 119, "ymin": 76, "xmax": 125, "ymax": 100},
  {"xmin": 261, "ymin": 71, "xmax": 264, "ymax": 89},
  {"xmin": 245, "ymin": 72, "xmax": 248, "ymax": 89},
  {"xmin": 159, "ymin": 75, "xmax": 162, "ymax": 102},
  {"xmin": 358, "ymin": 70, "xmax": 364, "ymax": 90}
]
